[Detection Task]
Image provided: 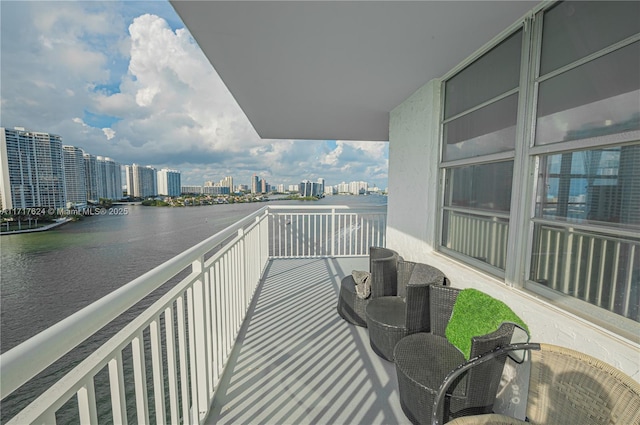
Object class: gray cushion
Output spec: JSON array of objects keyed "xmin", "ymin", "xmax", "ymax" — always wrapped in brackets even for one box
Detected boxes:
[{"xmin": 352, "ymin": 270, "xmax": 371, "ymax": 299}]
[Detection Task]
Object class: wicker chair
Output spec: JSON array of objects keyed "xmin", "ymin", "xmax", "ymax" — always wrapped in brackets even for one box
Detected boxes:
[
  {"xmin": 365, "ymin": 261, "xmax": 449, "ymax": 361},
  {"xmin": 394, "ymin": 285, "xmax": 525, "ymax": 425},
  {"xmin": 336, "ymin": 246, "xmax": 400, "ymax": 327},
  {"xmin": 442, "ymin": 343, "xmax": 640, "ymax": 425}
]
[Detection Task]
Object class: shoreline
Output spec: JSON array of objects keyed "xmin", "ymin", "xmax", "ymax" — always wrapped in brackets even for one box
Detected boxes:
[{"xmin": 0, "ymin": 217, "xmax": 73, "ymax": 235}]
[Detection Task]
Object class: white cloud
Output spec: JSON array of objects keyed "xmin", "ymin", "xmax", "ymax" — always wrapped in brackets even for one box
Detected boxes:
[
  {"xmin": 0, "ymin": 2, "xmax": 388, "ymax": 188},
  {"xmin": 102, "ymin": 128, "xmax": 116, "ymax": 140}
]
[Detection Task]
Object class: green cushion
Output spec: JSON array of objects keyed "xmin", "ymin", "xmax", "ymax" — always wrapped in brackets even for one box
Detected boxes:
[{"xmin": 445, "ymin": 288, "xmax": 528, "ymax": 360}]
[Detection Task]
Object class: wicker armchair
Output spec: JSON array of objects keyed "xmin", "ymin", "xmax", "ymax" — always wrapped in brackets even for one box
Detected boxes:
[
  {"xmin": 336, "ymin": 246, "xmax": 400, "ymax": 327},
  {"xmin": 393, "ymin": 285, "xmax": 526, "ymax": 425},
  {"xmin": 443, "ymin": 343, "xmax": 640, "ymax": 425},
  {"xmin": 365, "ymin": 261, "xmax": 448, "ymax": 361}
]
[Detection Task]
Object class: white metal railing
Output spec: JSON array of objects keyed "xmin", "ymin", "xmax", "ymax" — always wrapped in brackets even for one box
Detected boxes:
[
  {"xmin": 0, "ymin": 204, "xmax": 386, "ymax": 424},
  {"xmin": 532, "ymin": 224, "xmax": 640, "ymax": 321},
  {"xmin": 268, "ymin": 205, "xmax": 387, "ymax": 258}
]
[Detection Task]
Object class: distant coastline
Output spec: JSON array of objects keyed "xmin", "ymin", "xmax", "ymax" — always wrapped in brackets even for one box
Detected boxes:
[{"xmin": 0, "ymin": 217, "xmax": 72, "ymax": 235}]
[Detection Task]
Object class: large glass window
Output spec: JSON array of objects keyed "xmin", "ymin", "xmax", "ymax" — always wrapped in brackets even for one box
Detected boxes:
[
  {"xmin": 443, "ymin": 31, "xmax": 522, "ymax": 163},
  {"xmin": 528, "ymin": 1, "xmax": 640, "ymax": 326},
  {"xmin": 442, "ymin": 161, "xmax": 513, "ymax": 270},
  {"xmin": 531, "ymin": 145, "xmax": 640, "ymax": 322},
  {"xmin": 441, "ymin": 29, "xmax": 522, "ymax": 272},
  {"xmin": 438, "ymin": 0, "xmax": 640, "ymax": 331}
]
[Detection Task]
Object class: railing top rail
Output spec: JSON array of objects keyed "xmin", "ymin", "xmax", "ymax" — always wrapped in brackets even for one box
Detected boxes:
[
  {"xmin": 266, "ymin": 204, "xmax": 387, "ymax": 212},
  {"xmin": 0, "ymin": 206, "xmax": 269, "ymax": 399}
]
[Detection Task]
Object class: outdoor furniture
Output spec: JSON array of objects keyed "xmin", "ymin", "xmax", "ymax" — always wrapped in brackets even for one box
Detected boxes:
[
  {"xmin": 365, "ymin": 261, "xmax": 448, "ymax": 361},
  {"xmin": 442, "ymin": 343, "xmax": 640, "ymax": 425},
  {"xmin": 336, "ymin": 246, "xmax": 400, "ymax": 327},
  {"xmin": 394, "ymin": 286, "xmax": 529, "ymax": 425}
]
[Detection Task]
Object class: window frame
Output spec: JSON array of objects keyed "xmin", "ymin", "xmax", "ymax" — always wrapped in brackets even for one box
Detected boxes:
[{"xmin": 437, "ymin": 0, "xmax": 640, "ymax": 341}]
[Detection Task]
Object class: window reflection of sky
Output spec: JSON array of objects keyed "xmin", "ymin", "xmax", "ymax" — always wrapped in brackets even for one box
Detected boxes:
[
  {"xmin": 536, "ymin": 91, "xmax": 640, "ymax": 145},
  {"xmin": 444, "ymin": 125, "xmax": 516, "ymax": 162}
]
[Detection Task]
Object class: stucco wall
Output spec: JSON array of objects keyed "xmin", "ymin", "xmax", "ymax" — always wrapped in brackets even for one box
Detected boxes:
[
  {"xmin": 386, "ymin": 79, "xmax": 440, "ymax": 258},
  {"xmin": 386, "ymin": 79, "xmax": 640, "ymax": 382}
]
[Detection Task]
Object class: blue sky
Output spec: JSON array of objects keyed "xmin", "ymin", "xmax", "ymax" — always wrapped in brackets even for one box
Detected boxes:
[{"xmin": 0, "ymin": 1, "xmax": 389, "ymax": 188}]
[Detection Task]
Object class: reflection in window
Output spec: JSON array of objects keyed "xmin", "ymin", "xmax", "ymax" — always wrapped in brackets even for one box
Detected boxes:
[
  {"xmin": 532, "ymin": 144, "xmax": 640, "ymax": 322},
  {"xmin": 444, "ymin": 30, "xmax": 522, "ymax": 119},
  {"xmin": 530, "ymin": 223, "xmax": 639, "ymax": 322},
  {"xmin": 442, "ymin": 161, "xmax": 513, "ymax": 271},
  {"xmin": 442, "ymin": 210, "xmax": 509, "ymax": 270},
  {"xmin": 536, "ymin": 145, "xmax": 640, "ymax": 226},
  {"xmin": 535, "ymin": 42, "xmax": 640, "ymax": 145},
  {"xmin": 445, "ymin": 161, "xmax": 514, "ymax": 213},
  {"xmin": 540, "ymin": 1, "xmax": 640, "ymax": 75},
  {"xmin": 443, "ymin": 94, "xmax": 518, "ymax": 161}
]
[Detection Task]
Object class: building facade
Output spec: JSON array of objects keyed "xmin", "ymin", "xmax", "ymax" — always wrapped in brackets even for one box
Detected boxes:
[
  {"xmin": 386, "ymin": 1, "xmax": 639, "ymax": 349},
  {"xmin": 299, "ymin": 180, "xmax": 323, "ymax": 197},
  {"xmin": 62, "ymin": 145, "xmax": 87, "ymax": 207},
  {"xmin": 1, "ymin": 127, "xmax": 66, "ymax": 209},
  {"xmin": 83, "ymin": 153, "xmax": 99, "ymax": 203},
  {"xmin": 157, "ymin": 168, "xmax": 181, "ymax": 197},
  {"xmin": 251, "ymin": 174, "xmax": 259, "ymax": 194},
  {"xmin": 96, "ymin": 157, "xmax": 122, "ymax": 200},
  {"xmin": 125, "ymin": 164, "xmax": 155, "ymax": 198}
]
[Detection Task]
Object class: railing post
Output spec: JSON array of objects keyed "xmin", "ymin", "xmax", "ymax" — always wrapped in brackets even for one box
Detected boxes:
[
  {"xmin": 191, "ymin": 255, "xmax": 209, "ymax": 422},
  {"xmin": 262, "ymin": 210, "xmax": 269, "ymax": 264},
  {"xmin": 238, "ymin": 228, "xmax": 247, "ymax": 312},
  {"xmin": 108, "ymin": 353, "xmax": 128, "ymax": 425},
  {"xmin": 331, "ymin": 208, "xmax": 336, "ymax": 257}
]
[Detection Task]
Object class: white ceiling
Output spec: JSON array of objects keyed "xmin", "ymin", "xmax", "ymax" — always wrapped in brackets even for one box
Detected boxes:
[{"xmin": 170, "ymin": 1, "xmax": 538, "ymax": 142}]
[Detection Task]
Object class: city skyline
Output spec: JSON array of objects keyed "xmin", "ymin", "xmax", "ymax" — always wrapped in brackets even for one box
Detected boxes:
[
  {"xmin": 0, "ymin": 2, "xmax": 389, "ymax": 189},
  {"xmin": 1, "ymin": 125, "xmax": 381, "ymax": 211}
]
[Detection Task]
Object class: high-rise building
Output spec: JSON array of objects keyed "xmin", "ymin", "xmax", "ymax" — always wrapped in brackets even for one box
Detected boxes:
[
  {"xmin": 0, "ymin": 127, "xmax": 66, "ymax": 209},
  {"xmin": 251, "ymin": 174, "xmax": 259, "ymax": 194},
  {"xmin": 83, "ymin": 153, "xmax": 99, "ymax": 202},
  {"xmin": 62, "ymin": 145, "xmax": 87, "ymax": 207},
  {"xmin": 317, "ymin": 178, "xmax": 325, "ymax": 195},
  {"xmin": 219, "ymin": 176, "xmax": 233, "ymax": 190},
  {"xmin": 125, "ymin": 164, "xmax": 156, "ymax": 198},
  {"xmin": 260, "ymin": 178, "xmax": 268, "ymax": 194},
  {"xmin": 299, "ymin": 180, "xmax": 323, "ymax": 197},
  {"xmin": 202, "ymin": 186, "xmax": 229, "ymax": 195},
  {"xmin": 349, "ymin": 181, "xmax": 368, "ymax": 195},
  {"xmin": 96, "ymin": 156, "xmax": 122, "ymax": 200},
  {"xmin": 324, "ymin": 185, "xmax": 336, "ymax": 195},
  {"xmin": 337, "ymin": 182, "xmax": 349, "ymax": 194},
  {"xmin": 157, "ymin": 168, "xmax": 181, "ymax": 197},
  {"xmin": 181, "ymin": 185, "xmax": 203, "ymax": 194}
]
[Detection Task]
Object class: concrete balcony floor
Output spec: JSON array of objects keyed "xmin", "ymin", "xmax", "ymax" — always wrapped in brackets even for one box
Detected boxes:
[{"xmin": 205, "ymin": 257, "xmax": 409, "ymax": 424}]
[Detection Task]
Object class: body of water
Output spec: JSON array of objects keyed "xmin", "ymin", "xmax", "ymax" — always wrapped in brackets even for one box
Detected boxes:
[{"xmin": 0, "ymin": 194, "xmax": 386, "ymax": 422}]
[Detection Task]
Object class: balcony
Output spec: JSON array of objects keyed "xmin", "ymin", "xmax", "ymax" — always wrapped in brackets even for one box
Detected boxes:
[
  {"xmin": 1, "ymin": 205, "xmax": 404, "ymax": 424},
  {"xmin": 1, "ymin": 204, "xmax": 637, "ymax": 425},
  {"xmin": 204, "ymin": 256, "xmax": 405, "ymax": 424}
]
